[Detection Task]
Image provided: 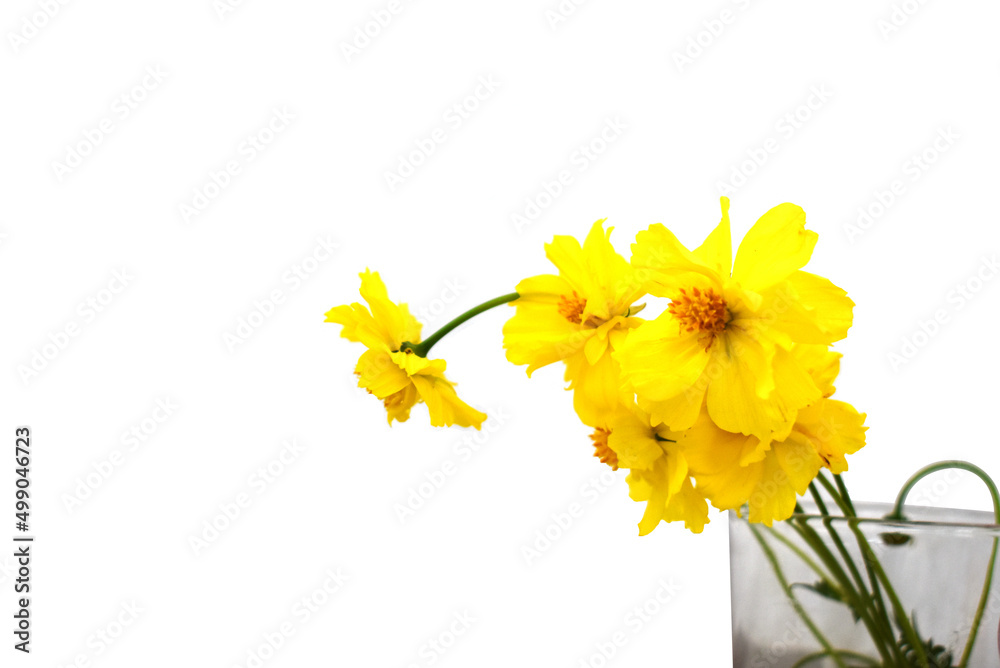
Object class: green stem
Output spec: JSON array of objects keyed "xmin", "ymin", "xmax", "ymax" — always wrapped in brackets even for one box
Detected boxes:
[
  {"xmin": 791, "ymin": 649, "xmax": 882, "ymax": 667},
  {"xmin": 785, "ymin": 503, "xmax": 894, "ymax": 665},
  {"xmin": 765, "ymin": 525, "xmax": 834, "ymax": 584},
  {"xmin": 884, "ymin": 461, "xmax": 1000, "ymax": 668},
  {"xmin": 401, "ymin": 292, "xmax": 519, "ymax": 357},
  {"xmin": 807, "ymin": 483, "xmax": 897, "ymax": 665},
  {"xmin": 833, "ymin": 474, "xmax": 856, "ymax": 515},
  {"xmin": 748, "ymin": 523, "xmax": 849, "ymax": 668},
  {"xmin": 886, "ymin": 460, "xmax": 1000, "ymax": 523},
  {"xmin": 815, "ymin": 472, "xmax": 929, "ymax": 668},
  {"xmin": 833, "ymin": 474, "xmax": 898, "ymax": 664}
]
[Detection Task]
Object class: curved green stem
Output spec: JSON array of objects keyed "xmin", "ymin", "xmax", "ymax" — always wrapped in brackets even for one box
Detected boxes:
[
  {"xmin": 883, "ymin": 461, "xmax": 1000, "ymax": 668},
  {"xmin": 886, "ymin": 460, "xmax": 1000, "ymax": 524},
  {"xmin": 401, "ymin": 292, "xmax": 519, "ymax": 357}
]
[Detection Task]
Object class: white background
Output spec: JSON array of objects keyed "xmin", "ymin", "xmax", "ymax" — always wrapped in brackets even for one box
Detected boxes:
[{"xmin": 2, "ymin": 0, "xmax": 999, "ymax": 665}]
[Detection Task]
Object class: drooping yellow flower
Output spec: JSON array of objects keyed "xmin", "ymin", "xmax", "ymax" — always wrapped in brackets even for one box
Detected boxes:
[
  {"xmin": 615, "ymin": 197, "xmax": 854, "ymax": 456},
  {"xmin": 595, "ymin": 404, "xmax": 709, "ymax": 535},
  {"xmin": 503, "ymin": 220, "xmax": 646, "ymax": 425},
  {"xmin": 326, "ymin": 270, "xmax": 487, "ymax": 429},
  {"xmin": 682, "ymin": 345, "xmax": 867, "ymax": 526}
]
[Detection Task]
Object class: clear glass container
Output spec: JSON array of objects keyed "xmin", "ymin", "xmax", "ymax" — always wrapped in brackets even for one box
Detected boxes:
[{"xmin": 730, "ymin": 502, "xmax": 1000, "ymax": 667}]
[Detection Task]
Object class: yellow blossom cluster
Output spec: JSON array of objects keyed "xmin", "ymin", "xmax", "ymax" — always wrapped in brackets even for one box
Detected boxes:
[
  {"xmin": 502, "ymin": 198, "xmax": 866, "ymax": 533},
  {"xmin": 326, "ymin": 198, "xmax": 866, "ymax": 534}
]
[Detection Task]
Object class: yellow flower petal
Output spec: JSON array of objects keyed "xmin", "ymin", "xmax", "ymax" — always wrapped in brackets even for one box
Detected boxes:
[
  {"xmin": 747, "ymin": 436, "xmax": 824, "ymax": 526},
  {"xmin": 505, "ymin": 221, "xmax": 645, "ymax": 425},
  {"xmin": 607, "ymin": 409, "xmax": 665, "ymax": 470},
  {"xmin": 329, "ymin": 271, "xmax": 483, "ymax": 428},
  {"xmin": 684, "ymin": 412, "xmax": 823, "ymax": 526},
  {"xmin": 682, "ymin": 414, "xmax": 760, "ymax": 510},
  {"xmin": 358, "ymin": 269, "xmax": 413, "ymax": 348},
  {"xmin": 792, "ymin": 344, "xmax": 841, "ymax": 398},
  {"xmin": 503, "ymin": 287, "xmax": 589, "ymax": 376},
  {"xmin": 797, "ymin": 399, "xmax": 867, "ymax": 474},
  {"xmin": 583, "ymin": 325, "xmax": 610, "ymax": 365},
  {"xmin": 409, "ymin": 375, "xmax": 487, "ymax": 429},
  {"xmin": 662, "ymin": 478, "xmax": 710, "ymax": 534},
  {"xmin": 355, "ymin": 349, "xmax": 411, "ymax": 399},
  {"xmin": 628, "ymin": 462, "xmax": 708, "ymax": 535},
  {"xmin": 706, "ymin": 344, "xmax": 820, "ymax": 450},
  {"xmin": 631, "ymin": 225, "xmax": 721, "ymax": 299},
  {"xmin": 732, "ymin": 203, "xmax": 817, "ymax": 293},
  {"xmin": 510, "ymin": 273, "xmax": 573, "ymax": 304},
  {"xmin": 545, "ymin": 232, "xmax": 600, "ymax": 306},
  {"xmin": 692, "ymin": 197, "xmax": 733, "ymax": 278},
  {"xmin": 637, "ymin": 385, "xmax": 706, "ymax": 432},
  {"xmin": 390, "ymin": 350, "xmax": 446, "ymax": 378},
  {"xmin": 544, "ymin": 220, "xmax": 640, "ymax": 320},
  {"xmin": 762, "ymin": 271, "xmax": 854, "ymax": 345},
  {"xmin": 382, "ymin": 383, "xmax": 419, "ymax": 425},
  {"xmin": 615, "ymin": 314, "xmax": 713, "ymax": 403},
  {"xmin": 565, "ymin": 347, "xmax": 628, "ymax": 427},
  {"xmin": 634, "ymin": 473, "xmax": 669, "ymax": 536},
  {"xmin": 325, "ymin": 303, "xmax": 388, "ymax": 351}
]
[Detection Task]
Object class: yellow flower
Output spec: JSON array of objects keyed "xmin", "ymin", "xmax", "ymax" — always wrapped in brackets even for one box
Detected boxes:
[
  {"xmin": 326, "ymin": 270, "xmax": 487, "ymax": 429},
  {"xmin": 682, "ymin": 345, "xmax": 867, "ymax": 526},
  {"xmin": 503, "ymin": 220, "xmax": 646, "ymax": 425},
  {"xmin": 615, "ymin": 197, "xmax": 854, "ymax": 455},
  {"xmin": 595, "ymin": 404, "xmax": 709, "ymax": 535}
]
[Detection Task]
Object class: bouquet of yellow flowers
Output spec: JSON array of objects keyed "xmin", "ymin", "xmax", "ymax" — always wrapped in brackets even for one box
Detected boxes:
[{"xmin": 327, "ymin": 198, "xmax": 998, "ymax": 668}]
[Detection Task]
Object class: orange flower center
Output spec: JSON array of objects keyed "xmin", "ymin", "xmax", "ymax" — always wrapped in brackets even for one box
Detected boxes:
[
  {"xmin": 558, "ymin": 291, "xmax": 588, "ymax": 324},
  {"xmin": 668, "ymin": 287, "xmax": 729, "ymax": 335},
  {"xmin": 590, "ymin": 427, "xmax": 618, "ymax": 470},
  {"xmin": 558, "ymin": 291, "xmax": 610, "ymax": 328}
]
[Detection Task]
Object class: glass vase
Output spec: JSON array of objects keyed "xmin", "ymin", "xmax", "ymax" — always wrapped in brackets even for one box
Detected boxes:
[{"xmin": 729, "ymin": 502, "xmax": 1000, "ymax": 667}]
